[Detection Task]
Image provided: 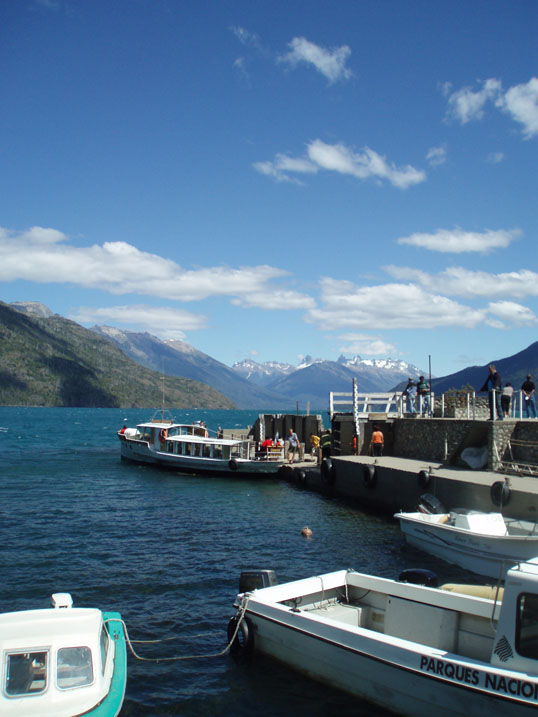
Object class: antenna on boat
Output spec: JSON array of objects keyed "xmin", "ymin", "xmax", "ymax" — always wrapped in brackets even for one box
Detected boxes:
[{"xmin": 160, "ymin": 372, "xmax": 165, "ymax": 422}]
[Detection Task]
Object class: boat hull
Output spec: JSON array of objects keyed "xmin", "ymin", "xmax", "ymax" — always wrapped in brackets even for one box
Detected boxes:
[
  {"xmin": 236, "ymin": 571, "xmax": 538, "ymax": 716},
  {"xmin": 119, "ymin": 437, "xmax": 284, "ymax": 476},
  {"xmin": 396, "ymin": 515, "xmax": 538, "ymax": 578},
  {"xmin": 246, "ymin": 608, "xmax": 536, "ymax": 716}
]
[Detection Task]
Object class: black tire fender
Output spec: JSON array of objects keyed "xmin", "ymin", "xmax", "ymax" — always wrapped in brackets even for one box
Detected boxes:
[
  {"xmin": 363, "ymin": 464, "xmax": 377, "ymax": 489},
  {"xmin": 294, "ymin": 468, "xmax": 306, "ymax": 483},
  {"xmin": 227, "ymin": 614, "xmax": 254, "ymax": 656},
  {"xmin": 491, "ymin": 481, "xmax": 510, "ymax": 507},
  {"xmin": 418, "ymin": 469, "xmax": 431, "ymax": 489},
  {"xmin": 321, "ymin": 458, "xmax": 336, "ymax": 485},
  {"xmin": 228, "ymin": 459, "xmax": 238, "ymax": 471}
]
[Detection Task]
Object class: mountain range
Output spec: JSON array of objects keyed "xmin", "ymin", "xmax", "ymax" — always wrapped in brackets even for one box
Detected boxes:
[
  {"xmin": 4, "ymin": 301, "xmax": 538, "ymax": 408},
  {"xmin": 0, "ymin": 302, "xmax": 233, "ymax": 409},
  {"xmin": 93, "ymin": 328, "xmax": 425, "ymax": 409}
]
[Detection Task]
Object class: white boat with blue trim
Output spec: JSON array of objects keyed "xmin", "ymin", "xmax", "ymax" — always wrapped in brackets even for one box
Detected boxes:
[
  {"xmin": 118, "ymin": 417, "xmax": 285, "ymax": 476},
  {"xmin": 0, "ymin": 592, "xmax": 126, "ymax": 717},
  {"xmin": 228, "ymin": 559, "xmax": 538, "ymax": 715}
]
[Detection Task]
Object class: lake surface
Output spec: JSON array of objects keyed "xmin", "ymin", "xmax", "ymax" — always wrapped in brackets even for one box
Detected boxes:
[{"xmin": 1, "ymin": 407, "xmax": 473, "ymax": 715}]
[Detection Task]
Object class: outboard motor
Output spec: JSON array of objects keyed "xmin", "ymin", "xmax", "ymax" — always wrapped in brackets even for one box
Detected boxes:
[
  {"xmin": 418, "ymin": 492, "xmax": 446, "ymax": 515},
  {"xmin": 398, "ymin": 568, "xmax": 438, "ymax": 588},
  {"xmin": 239, "ymin": 569, "xmax": 277, "ymax": 593}
]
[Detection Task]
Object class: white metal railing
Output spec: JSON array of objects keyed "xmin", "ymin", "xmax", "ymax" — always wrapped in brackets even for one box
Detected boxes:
[{"xmin": 330, "ymin": 389, "xmax": 531, "ymax": 420}]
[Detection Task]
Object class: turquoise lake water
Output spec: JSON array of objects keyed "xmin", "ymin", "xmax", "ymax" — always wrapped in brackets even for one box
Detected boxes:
[{"xmin": 1, "ymin": 407, "xmax": 473, "ymax": 715}]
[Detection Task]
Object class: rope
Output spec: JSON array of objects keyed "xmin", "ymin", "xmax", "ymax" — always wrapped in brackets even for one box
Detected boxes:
[{"xmin": 105, "ymin": 594, "xmax": 251, "ymax": 663}]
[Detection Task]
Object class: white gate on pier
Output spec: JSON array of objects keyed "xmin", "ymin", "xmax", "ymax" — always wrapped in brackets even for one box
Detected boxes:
[{"xmin": 329, "ymin": 391, "xmax": 406, "ymax": 419}]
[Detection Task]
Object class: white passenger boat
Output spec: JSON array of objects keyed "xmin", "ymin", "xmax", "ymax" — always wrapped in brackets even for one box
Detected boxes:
[
  {"xmin": 0, "ymin": 593, "xmax": 126, "ymax": 717},
  {"xmin": 118, "ymin": 417, "xmax": 286, "ymax": 476},
  {"xmin": 228, "ymin": 561, "xmax": 538, "ymax": 715},
  {"xmin": 394, "ymin": 508, "xmax": 538, "ymax": 578}
]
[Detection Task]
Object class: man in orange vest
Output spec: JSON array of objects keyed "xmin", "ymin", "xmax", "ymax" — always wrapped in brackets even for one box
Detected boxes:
[{"xmin": 369, "ymin": 425, "xmax": 384, "ymax": 456}]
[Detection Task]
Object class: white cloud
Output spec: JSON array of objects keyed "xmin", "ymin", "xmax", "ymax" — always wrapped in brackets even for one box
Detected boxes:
[
  {"xmin": 305, "ymin": 277, "xmax": 485, "ymax": 330},
  {"xmin": 255, "ymin": 139, "xmax": 426, "ymax": 189},
  {"xmin": 337, "ymin": 333, "xmax": 397, "ymax": 356},
  {"xmin": 0, "ymin": 226, "xmax": 312, "ymax": 306},
  {"xmin": 496, "ymin": 77, "xmax": 538, "ymax": 139},
  {"xmin": 487, "ymin": 301, "xmax": 537, "ymax": 326},
  {"xmin": 445, "ymin": 76, "xmax": 538, "ymax": 139},
  {"xmin": 230, "ymin": 26, "xmax": 262, "ymax": 49},
  {"xmin": 426, "ymin": 145, "xmax": 447, "ymax": 167},
  {"xmin": 384, "ymin": 265, "xmax": 538, "ymax": 300},
  {"xmin": 278, "ymin": 37, "xmax": 352, "ymax": 83},
  {"xmin": 445, "ymin": 78, "xmax": 502, "ymax": 124},
  {"xmin": 253, "ymin": 153, "xmax": 317, "ymax": 184},
  {"xmin": 396, "ymin": 227, "xmax": 520, "ymax": 253},
  {"xmin": 487, "ymin": 151, "xmax": 504, "ymax": 164},
  {"xmin": 70, "ymin": 305, "xmax": 207, "ymax": 340}
]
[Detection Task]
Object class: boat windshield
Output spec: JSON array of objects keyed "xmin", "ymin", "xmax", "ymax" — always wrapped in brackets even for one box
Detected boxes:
[{"xmin": 57, "ymin": 646, "xmax": 94, "ymax": 689}]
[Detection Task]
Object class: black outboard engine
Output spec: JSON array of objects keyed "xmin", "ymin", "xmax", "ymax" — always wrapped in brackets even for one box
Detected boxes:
[
  {"xmin": 418, "ymin": 492, "xmax": 446, "ymax": 515},
  {"xmin": 239, "ymin": 569, "xmax": 277, "ymax": 593},
  {"xmin": 398, "ymin": 568, "xmax": 438, "ymax": 587}
]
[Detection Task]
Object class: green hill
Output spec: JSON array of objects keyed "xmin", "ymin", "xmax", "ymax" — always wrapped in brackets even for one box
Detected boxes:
[{"xmin": 0, "ymin": 302, "xmax": 235, "ymax": 409}]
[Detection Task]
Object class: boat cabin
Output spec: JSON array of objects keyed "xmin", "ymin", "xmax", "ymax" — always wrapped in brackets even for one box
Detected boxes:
[{"xmin": 0, "ymin": 594, "xmax": 121, "ymax": 716}]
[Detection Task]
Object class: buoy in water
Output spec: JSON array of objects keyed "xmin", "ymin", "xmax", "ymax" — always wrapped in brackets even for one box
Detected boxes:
[{"xmin": 301, "ymin": 526, "xmax": 313, "ymax": 537}]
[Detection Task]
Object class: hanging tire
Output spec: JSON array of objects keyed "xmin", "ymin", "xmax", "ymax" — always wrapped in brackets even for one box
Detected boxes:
[
  {"xmin": 363, "ymin": 464, "xmax": 377, "ymax": 489},
  {"xmin": 227, "ymin": 614, "xmax": 254, "ymax": 656},
  {"xmin": 294, "ymin": 468, "xmax": 306, "ymax": 483},
  {"xmin": 491, "ymin": 481, "xmax": 510, "ymax": 507},
  {"xmin": 321, "ymin": 458, "xmax": 336, "ymax": 485},
  {"xmin": 418, "ymin": 470, "xmax": 431, "ymax": 489},
  {"xmin": 229, "ymin": 459, "xmax": 238, "ymax": 471}
]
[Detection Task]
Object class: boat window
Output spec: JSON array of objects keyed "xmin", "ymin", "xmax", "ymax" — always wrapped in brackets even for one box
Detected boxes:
[
  {"xmin": 516, "ymin": 593, "xmax": 538, "ymax": 658},
  {"xmin": 193, "ymin": 443, "xmax": 201, "ymax": 457},
  {"xmin": 100, "ymin": 626, "xmax": 109, "ymax": 674},
  {"xmin": 57, "ymin": 647, "xmax": 93, "ymax": 689},
  {"xmin": 222, "ymin": 446, "xmax": 230, "ymax": 460},
  {"xmin": 213, "ymin": 444, "xmax": 223, "ymax": 459},
  {"xmin": 5, "ymin": 651, "xmax": 48, "ymax": 696},
  {"xmin": 202, "ymin": 444, "xmax": 211, "ymax": 458},
  {"xmin": 167, "ymin": 441, "xmax": 174, "ymax": 453},
  {"xmin": 184, "ymin": 442, "xmax": 192, "ymax": 456}
]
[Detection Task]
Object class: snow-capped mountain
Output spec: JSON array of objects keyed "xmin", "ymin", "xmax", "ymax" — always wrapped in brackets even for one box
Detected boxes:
[
  {"xmin": 231, "ymin": 355, "xmax": 426, "ymax": 408},
  {"xmin": 232, "ymin": 359, "xmax": 296, "ymax": 387}
]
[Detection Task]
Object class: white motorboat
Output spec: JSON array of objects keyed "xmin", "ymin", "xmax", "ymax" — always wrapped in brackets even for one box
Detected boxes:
[
  {"xmin": 394, "ymin": 506, "xmax": 538, "ymax": 578},
  {"xmin": 228, "ymin": 561, "xmax": 538, "ymax": 715},
  {"xmin": 118, "ymin": 417, "xmax": 286, "ymax": 476},
  {"xmin": 0, "ymin": 593, "xmax": 126, "ymax": 717}
]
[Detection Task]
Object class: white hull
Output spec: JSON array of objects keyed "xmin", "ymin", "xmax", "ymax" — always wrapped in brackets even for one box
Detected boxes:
[
  {"xmin": 119, "ymin": 437, "xmax": 284, "ymax": 475},
  {"xmin": 233, "ymin": 568, "xmax": 538, "ymax": 716},
  {"xmin": 396, "ymin": 513, "xmax": 538, "ymax": 578}
]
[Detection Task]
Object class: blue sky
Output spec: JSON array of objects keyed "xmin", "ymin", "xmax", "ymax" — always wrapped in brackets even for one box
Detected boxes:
[{"xmin": 1, "ymin": 0, "xmax": 537, "ymax": 377}]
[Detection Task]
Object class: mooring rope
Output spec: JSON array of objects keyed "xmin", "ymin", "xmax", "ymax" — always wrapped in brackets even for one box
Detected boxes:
[{"xmin": 105, "ymin": 594, "xmax": 251, "ymax": 662}]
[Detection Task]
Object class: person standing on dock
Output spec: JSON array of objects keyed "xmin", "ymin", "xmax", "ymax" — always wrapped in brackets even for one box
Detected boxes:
[
  {"xmin": 287, "ymin": 428, "xmax": 300, "ymax": 464},
  {"xmin": 480, "ymin": 364, "xmax": 503, "ymax": 420},
  {"xmin": 370, "ymin": 425, "xmax": 384, "ymax": 456},
  {"xmin": 501, "ymin": 383, "xmax": 514, "ymax": 418},
  {"xmin": 309, "ymin": 433, "xmax": 320, "ymax": 461},
  {"xmin": 521, "ymin": 375, "xmax": 537, "ymax": 419},
  {"xmin": 416, "ymin": 376, "xmax": 430, "ymax": 416},
  {"xmin": 402, "ymin": 378, "xmax": 417, "ymax": 415}
]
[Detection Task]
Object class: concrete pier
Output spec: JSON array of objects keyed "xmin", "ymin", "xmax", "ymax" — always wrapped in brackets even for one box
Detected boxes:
[{"xmin": 275, "ymin": 416, "xmax": 538, "ymax": 522}]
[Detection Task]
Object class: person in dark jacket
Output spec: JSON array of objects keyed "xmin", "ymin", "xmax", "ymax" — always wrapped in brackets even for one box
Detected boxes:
[
  {"xmin": 480, "ymin": 364, "xmax": 503, "ymax": 420},
  {"xmin": 521, "ymin": 374, "xmax": 537, "ymax": 419}
]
